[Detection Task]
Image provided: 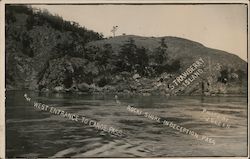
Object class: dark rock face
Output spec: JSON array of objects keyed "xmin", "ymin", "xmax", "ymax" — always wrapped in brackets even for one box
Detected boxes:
[
  {"xmin": 5, "ymin": 5, "xmax": 247, "ymax": 95},
  {"xmin": 5, "ymin": 5, "xmax": 102, "ymax": 91}
]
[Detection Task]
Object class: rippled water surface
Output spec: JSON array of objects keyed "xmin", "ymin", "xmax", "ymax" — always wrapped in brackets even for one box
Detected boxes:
[{"xmin": 6, "ymin": 91, "xmax": 247, "ymax": 157}]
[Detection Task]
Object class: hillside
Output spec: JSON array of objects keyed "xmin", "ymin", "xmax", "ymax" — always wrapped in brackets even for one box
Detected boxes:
[
  {"xmin": 5, "ymin": 5, "xmax": 103, "ymax": 90},
  {"xmin": 86, "ymin": 35, "xmax": 247, "ymax": 95},
  {"xmin": 5, "ymin": 5, "xmax": 247, "ymax": 95},
  {"xmin": 88, "ymin": 35, "xmax": 246, "ymax": 71}
]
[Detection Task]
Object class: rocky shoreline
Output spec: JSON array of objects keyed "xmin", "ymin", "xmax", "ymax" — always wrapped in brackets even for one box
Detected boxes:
[{"xmin": 7, "ymin": 72, "xmax": 247, "ymax": 96}]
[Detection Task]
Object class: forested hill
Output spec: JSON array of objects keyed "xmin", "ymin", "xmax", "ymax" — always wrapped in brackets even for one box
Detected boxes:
[
  {"xmin": 5, "ymin": 5, "xmax": 247, "ymax": 95},
  {"xmin": 6, "ymin": 5, "xmax": 103, "ymax": 90},
  {"xmin": 88, "ymin": 35, "xmax": 246, "ymax": 71}
]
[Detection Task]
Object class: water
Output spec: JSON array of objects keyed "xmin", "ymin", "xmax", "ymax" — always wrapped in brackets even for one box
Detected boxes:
[{"xmin": 6, "ymin": 91, "xmax": 247, "ymax": 157}]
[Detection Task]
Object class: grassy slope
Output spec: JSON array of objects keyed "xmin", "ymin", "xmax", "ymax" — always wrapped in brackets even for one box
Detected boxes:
[
  {"xmin": 87, "ymin": 35, "xmax": 247, "ymax": 95},
  {"xmin": 88, "ymin": 35, "xmax": 246, "ymax": 72}
]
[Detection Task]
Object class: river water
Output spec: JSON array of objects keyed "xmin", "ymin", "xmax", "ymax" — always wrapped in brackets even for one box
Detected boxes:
[{"xmin": 6, "ymin": 91, "xmax": 247, "ymax": 157}]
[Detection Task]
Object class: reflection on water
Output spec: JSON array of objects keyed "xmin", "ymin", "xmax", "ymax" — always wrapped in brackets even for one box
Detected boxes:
[{"xmin": 6, "ymin": 91, "xmax": 247, "ymax": 157}]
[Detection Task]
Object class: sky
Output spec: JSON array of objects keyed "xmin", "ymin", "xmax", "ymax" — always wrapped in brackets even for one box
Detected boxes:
[{"xmin": 32, "ymin": 4, "xmax": 248, "ymax": 61}]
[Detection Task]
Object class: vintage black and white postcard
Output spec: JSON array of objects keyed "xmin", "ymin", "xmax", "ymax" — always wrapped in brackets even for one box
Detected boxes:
[{"xmin": 1, "ymin": 0, "xmax": 249, "ymax": 158}]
